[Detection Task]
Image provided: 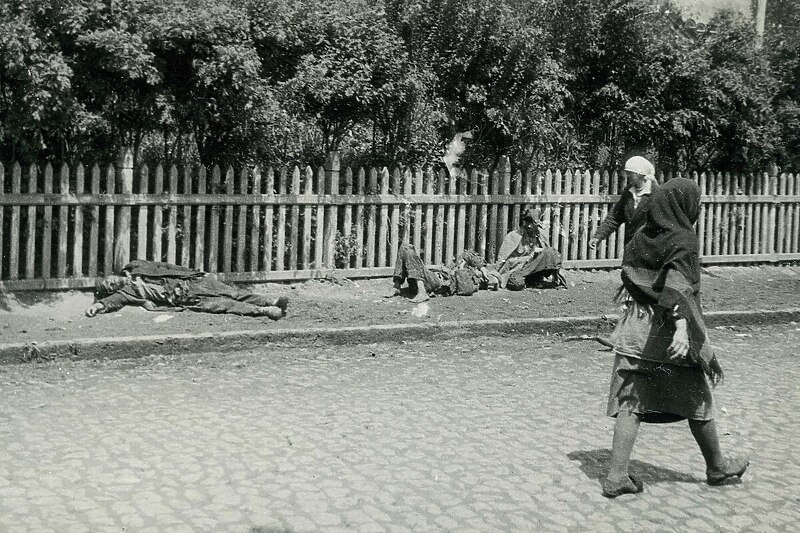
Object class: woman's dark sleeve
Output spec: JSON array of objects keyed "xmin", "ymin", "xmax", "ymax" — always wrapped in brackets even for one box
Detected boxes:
[{"xmin": 592, "ymin": 192, "xmax": 628, "ymax": 242}]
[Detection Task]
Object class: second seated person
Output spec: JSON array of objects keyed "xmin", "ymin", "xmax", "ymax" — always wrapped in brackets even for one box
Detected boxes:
[{"xmin": 496, "ymin": 207, "xmax": 567, "ymax": 290}]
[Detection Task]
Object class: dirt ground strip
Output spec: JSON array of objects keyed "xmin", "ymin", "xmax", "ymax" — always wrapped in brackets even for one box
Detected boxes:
[{"xmin": 1, "ymin": 265, "xmax": 798, "ymax": 347}]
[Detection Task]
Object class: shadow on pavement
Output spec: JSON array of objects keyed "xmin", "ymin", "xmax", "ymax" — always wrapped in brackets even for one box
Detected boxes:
[{"xmin": 568, "ymin": 449, "xmax": 701, "ymax": 484}]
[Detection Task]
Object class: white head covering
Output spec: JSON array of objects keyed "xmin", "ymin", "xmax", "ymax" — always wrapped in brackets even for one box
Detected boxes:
[{"xmin": 624, "ymin": 156, "xmax": 655, "ymax": 179}]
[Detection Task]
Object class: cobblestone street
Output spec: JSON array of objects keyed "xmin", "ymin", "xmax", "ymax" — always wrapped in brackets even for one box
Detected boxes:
[{"xmin": 1, "ymin": 324, "xmax": 798, "ymax": 532}]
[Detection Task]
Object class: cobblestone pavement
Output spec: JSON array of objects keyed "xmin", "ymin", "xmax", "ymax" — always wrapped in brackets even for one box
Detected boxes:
[{"xmin": 1, "ymin": 324, "xmax": 798, "ymax": 532}]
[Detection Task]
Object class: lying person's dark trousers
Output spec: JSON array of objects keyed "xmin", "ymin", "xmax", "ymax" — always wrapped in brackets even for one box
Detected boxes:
[
  {"xmin": 180, "ymin": 278, "xmax": 281, "ymax": 315},
  {"xmin": 393, "ymin": 244, "xmax": 451, "ymax": 295}
]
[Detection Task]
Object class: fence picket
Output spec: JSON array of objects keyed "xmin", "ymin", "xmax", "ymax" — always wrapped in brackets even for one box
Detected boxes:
[
  {"xmin": 57, "ymin": 163, "xmax": 69, "ymax": 277},
  {"xmin": 542, "ymin": 170, "xmax": 553, "ymax": 263},
  {"xmin": 584, "ymin": 170, "xmax": 601, "ymax": 259},
  {"xmin": 354, "ymin": 168, "xmax": 366, "ymax": 268},
  {"xmin": 793, "ymin": 174, "xmax": 800, "ymax": 253},
  {"xmin": 511, "ymin": 169, "xmax": 522, "ymax": 237},
  {"xmin": 343, "ymin": 167, "xmax": 354, "ymax": 266},
  {"xmin": 608, "ymin": 170, "xmax": 619, "ymax": 260},
  {"xmin": 598, "ymin": 170, "xmax": 610, "ymax": 260},
  {"xmin": 208, "ymin": 166, "xmax": 221, "ymax": 271},
  {"xmin": 446, "ymin": 166, "xmax": 458, "ymax": 264},
  {"xmin": 497, "ymin": 158, "xmax": 510, "ymax": 260},
  {"xmin": 735, "ymin": 174, "xmax": 745, "ymax": 255},
  {"xmin": 87, "ymin": 165, "xmax": 100, "ymax": 276},
  {"xmin": 208, "ymin": 165, "xmax": 220, "ymax": 272},
  {"xmin": 711, "ymin": 172, "xmax": 722, "ymax": 256},
  {"xmin": 435, "ymin": 169, "xmax": 447, "ymax": 265},
  {"xmin": 72, "ymin": 164, "xmax": 84, "ymax": 276},
  {"xmin": 314, "ymin": 166, "xmax": 326, "ymax": 269},
  {"xmin": 137, "ymin": 166, "xmax": 150, "ymax": 262},
  {"xmin": 275, "ymin": 167, "xmax": 287, "ymax": 271},
  {"xmin": 413, "ymin": 168, "xmax": 423, "ymax": 252},
  {"xmin": 776, "ymin": 173, "xmax": 787, "ymax": 254},
  {"xmin": 324, "ymin": 154, "xmax": 340, "ymax": 268},
  {"xmin": 0, "ymin": 164, "xmax": 4, "ymax": 278},
  {"xmin": 390, "ymin": 167, "xmax": 402, "ymax": 265},
  {"xmin": 744, "ymin": 173, "xmax": 755, "ymax": 255},
  {"xmin": 103, "ymin": 163, "xmax": 116, "ymax": 275},
  {"xmin": 152, "ymin": 165, "xmax": 164, "ymax": 264},
  {"xmin": 8, "ymin": 164, "xmax": 21, "ymax": 279},
  {"xmin": 181, "ymin": 166, "xmax": 193, "ymax": 268},
  {"xmin": 42, "ymin": 163, "xmax": 53, "ymax": 278},
  {"xmin": 302, "ymin": 166, "xmax": 314, "ymax": 269},
  {"xmin": 165, "ymin": 165, "xmax": 178, "ymax": 265},
  {"xmin": 249, "ymin": 166, "xmax": 261, "ymax": 271},
  {"xmin": 289, "ymin": 166, "xmax": 301, "ymax": 270},
  {"xmin": 551, "ymin": 169, "xmax": 563, "ymax": 258},
  {"xmin": 468, "ymin": 169, "xmax": 479, "ymax": 253},
  {"xmin": 222, "ymin": 167, "xmax": 234, "ymax": 272},
  {"xmin": 561, "ymin": 169, "xmax": 573, "ymax": 259},
  {"xmin": 261, "ymin": 167, "xmax": 274, "ymax": 271},
  {"xmin": 195, "ymin": 166, "xmax": 207, "ymax": 270},
  {"xmin": 25, "ymin": 165, "xmax": 37, "ymax": 279},
  {"xmin": 768, "ymin": 174, "xmax": 778, "ymax": 255},
  {"xmin": 366, "ymin": 168, "xmax": 378, "ymax": 267},
  {"xmin": 379, "ymin": 168, "xmax": 390, "ymax": 267},
  {"xmin": 478, "ymin": 170, "xmax": 488, "ymax": 261},
  {"xmin": 113, "ymin": 151, "xmax": 134, "ymax": 271},
  {"xmin": 457, "ymin": 169, "xmax": 468, "ymax": 256},
  {"xmin": 235, "ymin": 167, "xmax": 248, "ymax": 271},
  {"xmin": 580, "ymin": 170, "xmax": 591, "ymax": 260},
  {"xmin": 402, "ymin": 168, "xmax": 413, "ymax": 246},
  {"xmin": 761, "ymin": 173, "xmax": 772, "ymax": 254}
]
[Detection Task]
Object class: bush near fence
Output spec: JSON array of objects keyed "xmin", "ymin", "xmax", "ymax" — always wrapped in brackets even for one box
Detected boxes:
[{"xmin": 0, "ymin": 150, "xmax": 799, "ymax": 291}]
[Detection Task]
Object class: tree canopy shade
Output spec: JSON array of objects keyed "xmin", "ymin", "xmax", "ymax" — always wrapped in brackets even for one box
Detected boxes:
[{"xmin": 1, "ymin": 0, "xmax": 797, "ymax": 172}]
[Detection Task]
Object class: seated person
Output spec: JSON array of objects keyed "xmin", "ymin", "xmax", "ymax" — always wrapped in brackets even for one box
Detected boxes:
[
  {"xmin": 386, "ymin": 244, "xmax": 501, "ymax": 303},
  {"xmin": 86, "ymin": 260, "xmax": 289, "ymax": 319},
  {"xmin": 496, "ymin": 207, "xmax": 567, "ymax": 291}
]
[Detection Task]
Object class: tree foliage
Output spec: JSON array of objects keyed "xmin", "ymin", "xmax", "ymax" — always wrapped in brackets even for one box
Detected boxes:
[{"xmin": 0, "ymin": 0, "xmax": 796, "ymax": 173}]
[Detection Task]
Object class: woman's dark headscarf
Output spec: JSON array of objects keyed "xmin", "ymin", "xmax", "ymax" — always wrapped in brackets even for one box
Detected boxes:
[{"xmin": 621, "ymin": 178, "xmax": 722, "ymax": 384}]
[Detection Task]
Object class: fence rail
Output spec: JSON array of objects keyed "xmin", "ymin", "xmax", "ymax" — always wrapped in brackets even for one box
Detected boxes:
[{"xmin": 1, "ymin": 151, "xmax": 798, "ymax": 291}]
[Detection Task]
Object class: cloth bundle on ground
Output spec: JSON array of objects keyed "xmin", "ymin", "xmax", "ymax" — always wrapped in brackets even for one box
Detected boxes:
[{"xmin": 89, "ymin": 260, "xmax": 288, "ymax": 319}]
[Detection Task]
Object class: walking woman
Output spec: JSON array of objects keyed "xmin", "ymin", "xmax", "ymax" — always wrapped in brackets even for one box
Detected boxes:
[{"xmin": 603, "ymin": 178, "xmax": 748, "ymax": 498}]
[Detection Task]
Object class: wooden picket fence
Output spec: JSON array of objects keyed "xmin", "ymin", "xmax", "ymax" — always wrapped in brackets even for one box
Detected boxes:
[{"xmin": 0, "ymin": 150, "xmax": 799, "ymax": 290}]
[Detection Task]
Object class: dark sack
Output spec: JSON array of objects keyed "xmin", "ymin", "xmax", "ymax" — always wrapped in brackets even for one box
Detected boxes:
[{"xmin": 453, "ymin": 268, "xmax": 478, "ymax": 296}]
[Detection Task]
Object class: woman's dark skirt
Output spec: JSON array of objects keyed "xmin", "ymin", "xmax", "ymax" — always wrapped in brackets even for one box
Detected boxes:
[{"xmin": 607, "ymin": 302, "xmax": 714, "ymax": 423}]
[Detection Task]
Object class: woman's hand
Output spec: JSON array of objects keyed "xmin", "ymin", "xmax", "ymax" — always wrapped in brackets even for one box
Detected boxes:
[{"xmin": 667, "ymin": 318, "xmax": 690, "ymax": 361}]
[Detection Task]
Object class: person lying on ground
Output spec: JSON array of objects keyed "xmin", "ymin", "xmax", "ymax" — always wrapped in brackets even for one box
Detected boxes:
[
  {"xmin": 496, "ymin": 207, "xmax": 567, "ymax": 290},
  {"xmin": 86, "ymin": 260, "xmax": 289, "ymax": 319},
  {"xmin": 385, "ymin": 244, "xmax": 501, "ymax": 303},
  {"xmin": 589, "ymin": 156, "xmax": 660, "ymax": 251}
]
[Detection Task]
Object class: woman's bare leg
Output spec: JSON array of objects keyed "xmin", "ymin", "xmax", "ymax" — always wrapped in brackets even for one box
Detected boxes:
[
  {"xmin": 607, "ymin": 410, "xmax": 641, "ymax": 481},
  {"xmin": 689, "ymin": 419, "xmax": 724, "ymax": 471}
]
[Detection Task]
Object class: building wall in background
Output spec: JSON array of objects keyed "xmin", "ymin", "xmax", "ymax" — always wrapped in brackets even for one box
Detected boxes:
[{"xmin": 673, "ymin": 0, "xmax": 751, "ymax": 22}]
